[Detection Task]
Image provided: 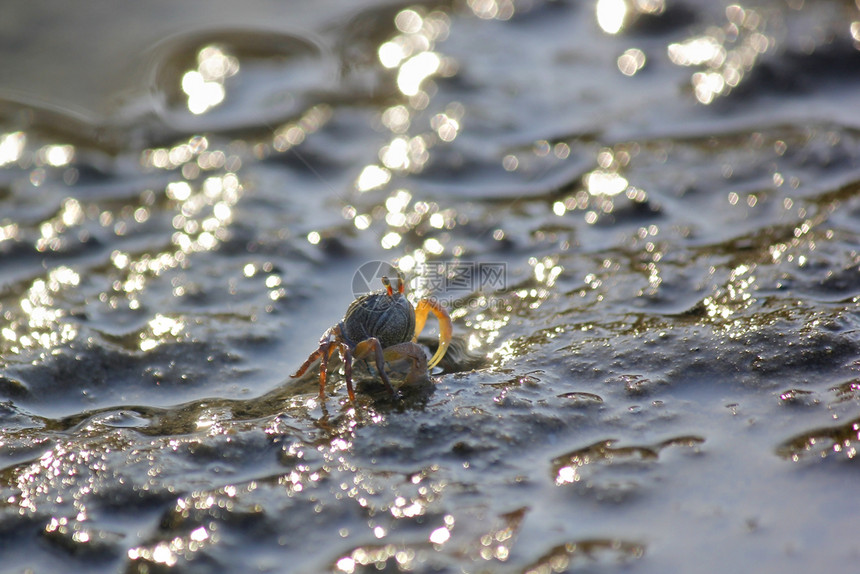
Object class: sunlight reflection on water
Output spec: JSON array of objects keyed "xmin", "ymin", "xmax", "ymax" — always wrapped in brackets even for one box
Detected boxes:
[{"xmin": 1, "ymin": 0, "xmax": 860, "ymax": 572}]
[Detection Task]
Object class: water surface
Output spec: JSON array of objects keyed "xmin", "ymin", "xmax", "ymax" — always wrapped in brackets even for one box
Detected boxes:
[{"xmin": 2, "ymin": 1, "xmax": 860, "ymax": 572}]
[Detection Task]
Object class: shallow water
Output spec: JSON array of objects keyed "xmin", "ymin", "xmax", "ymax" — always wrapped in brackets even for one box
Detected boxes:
[{"xmin": 2, "ymin": 1, "xmax": 860, "ymax": 572}]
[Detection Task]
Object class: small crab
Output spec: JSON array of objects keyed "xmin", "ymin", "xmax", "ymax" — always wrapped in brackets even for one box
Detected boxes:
[{"xmin": 291, "ymin": 272, "xmax": 452, "ymax": 402}]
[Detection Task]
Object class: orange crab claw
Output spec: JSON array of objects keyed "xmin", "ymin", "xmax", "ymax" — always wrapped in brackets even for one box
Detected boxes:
[{"xmin": 413, "ymin": 297, "xmax": 452, "ymax": 369}]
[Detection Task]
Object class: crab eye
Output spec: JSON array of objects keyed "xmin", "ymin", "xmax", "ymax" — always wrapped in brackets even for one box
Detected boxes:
[
  {"xmin": 393, "ymin": 269, "xmax": 406, "ymax": 294},
  {"xmin": 381, "ymin": 276, "xmax": 394, "ymax": 296}
]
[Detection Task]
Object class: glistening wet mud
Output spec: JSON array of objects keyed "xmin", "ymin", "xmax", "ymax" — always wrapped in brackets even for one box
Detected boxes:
[{"xmin": 2, "ymin": 1, "xmax": 860, "ymax": 572}]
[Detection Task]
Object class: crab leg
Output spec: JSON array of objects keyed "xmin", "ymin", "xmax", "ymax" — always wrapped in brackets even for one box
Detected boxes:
[
  {"xmin": 353, "ymin": 337, "xmax": 399, "ymax": 398},
  {"xmin": 383, "ymin": 342, "xmax": 429, "ymax": 385},
  {"xmin": 337, "ymin": 342, "xmax": 356, "ymax": 402},
  {"xmin": 413, "ymin": 298, "xmax": 452, "ymax": 368},
  {"xmin": 317, "ymin": 343, "xmax": 340, "ymax": 399},
  {"xmin": 291, "ymin": 344, "xmax": 325, "ymax": 379}
]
